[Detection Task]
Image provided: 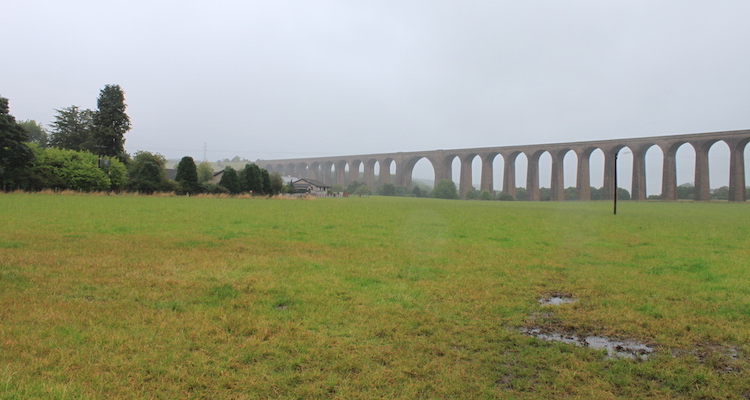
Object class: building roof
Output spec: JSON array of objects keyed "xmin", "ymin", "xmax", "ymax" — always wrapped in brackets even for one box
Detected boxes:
[{"xmin": 292, "ymin": 179, "xmax": 331, "ymax": 191}]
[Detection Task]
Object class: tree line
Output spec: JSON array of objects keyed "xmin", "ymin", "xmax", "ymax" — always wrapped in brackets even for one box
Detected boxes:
[{"xmin": 1, "ymin": 88, "xmax": 283, "ymax": 196}]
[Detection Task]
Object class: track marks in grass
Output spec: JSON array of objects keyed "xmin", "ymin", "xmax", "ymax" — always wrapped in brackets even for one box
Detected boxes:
[
  {"xmin": 645, "ymin": 258, "xmax": 725, "ymax": 283},
  {"xmin": 0, "ymin": 240, "xmax": 25, "ymax": 248},
  {"xmin": 175, "ymin": 240, "xmax": 221, "ymax": 249},
  {"xmin": 396, "ymin": 266, "xmax": 443, "ymax": 282},
  {"xmin": 0, "ymin": 269, "xmax": 32, "ymax": 290}
]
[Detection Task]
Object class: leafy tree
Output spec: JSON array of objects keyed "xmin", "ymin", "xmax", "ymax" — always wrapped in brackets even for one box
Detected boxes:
[
  {"xmin": 564, "ymin": 187, "xmax": 577, "ymax": 200},
  {"xmin": 616, "ymin": 187, "xmax": 631, "ymax": 200},
  {"xmin": 0, "ymin": 97, "xmax": 34, "ymax": 190},
  {"xmin": 269, "ymin": 171, "xmax": 284, "ymax": 195},
  {"xmin": 432, "ymin": 179, "xmax": 458, "ymax": 199},
  {"xmin": 347, "ymin": 181, "xmax": 364, "ymax": 193},
  {"xmin": 30, "ymin": 147, "xmax": 111, "ymax": 191},
  {"xmin": 378, "ymin": 183, "xmax": 396, "ymax": 196},
  {"xmin": 539, "ymin": 187, "xmax": 551, "ymax": 201},
  {"xmin": 589, "ymin": 186, "xmax": 602, "ymax": 200},
  {"xmin": 479, "ymin": 190, "xmax": 492, "ymax": 200},
  {"xmin": 677, "ymin": 183, "xmax": 694, "ymax": 200},
  {"xmin": 496, "ymin": 192, "xmax": 515, "ymax": 201},
  {"xmin": 711, "ymin": 186, "xmax": 729, "ymax": 200},
  {"xmin": 394, "ymin": 186, "xmax": 410, "ymax": 197},
  {"xmin": 411, "ymin": 185, "xmax": 423, "ymax": 197},
  {"xmin": 49, "ymin": 106, "xmax": 96, "ymax": 151},
  {"xmin": 175, "ymin": 156, "xmax": 200, "ymax": 194},
  {"xmin": 465, "ymin": 188, "xmax": 479, "ymax": 200},
  {"xmin": 93, "ymin": 84, "xmax": 130, "ymax": 161},
  {"xmin": 284, "ymin": 180, "xmax": 296, "ymax": 194},
  {"xmin": 197, "ymin": 161, "xmax": 214, "ymax": 183},
  {"xmin": 128, "ymin": 151, "xmax": 167, "ymax": 193},
  {"xmin": 353, "ymin": 185, "xmax": 371, "ymax": 196},
  {"xmin": 515, "ymin": 187, "xmax": 528, "ymax": 200},
  {"xmin": 101, "ymin": 157, "xmax": 128, "ymax": 190},
  {"xmin": 18, "ymin": 120, "xmax": 49, "ymax": 147},
  {"xmin": 219, "ymin": 166, "xmax": 241, "ymax": 194},
  {"xmin": 330, "ymin": 184, "xmax": 344, "ymax": 193}
]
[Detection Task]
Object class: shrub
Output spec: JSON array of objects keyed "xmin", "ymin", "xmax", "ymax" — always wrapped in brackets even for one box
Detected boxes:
[
  {"xmin": 30, "ymin": 147, "xmax": 110, "ymax": 191},
  {"xmin": 433, "ymin": 179, "xmax": 458, "ymax": 199}
]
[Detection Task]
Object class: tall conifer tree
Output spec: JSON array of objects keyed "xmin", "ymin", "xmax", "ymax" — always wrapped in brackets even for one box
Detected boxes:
[{"xmin": 93, "ymin": 85, "xmax": 130, "ymax": 161}]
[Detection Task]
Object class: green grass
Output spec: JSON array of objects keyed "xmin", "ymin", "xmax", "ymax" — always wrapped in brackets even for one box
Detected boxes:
[{"xmin": 1, "ymin": 193, "xmax": 750, "ymax": 398}]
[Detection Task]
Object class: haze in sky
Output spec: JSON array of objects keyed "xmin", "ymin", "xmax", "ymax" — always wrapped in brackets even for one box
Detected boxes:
[{"xmin": 3, "ymin": 1, "xmax": 750, "ymax": 193}]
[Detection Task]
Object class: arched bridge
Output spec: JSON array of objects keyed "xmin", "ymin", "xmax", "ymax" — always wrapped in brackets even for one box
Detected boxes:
[{"xmin": 259, "ymin": 129, "xmax": 750, "ymax": 201}]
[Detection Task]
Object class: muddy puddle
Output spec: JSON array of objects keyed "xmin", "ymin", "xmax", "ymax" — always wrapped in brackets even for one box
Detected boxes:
[
  {"xmin": 520, "ymin": 327, "xmax": 655, "ymax": 360},
  {"xmin": 538, "ymin": 295, "xmax": 577, "ymax": 306}
]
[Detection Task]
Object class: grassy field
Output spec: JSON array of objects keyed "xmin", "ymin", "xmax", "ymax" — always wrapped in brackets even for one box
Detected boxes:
[{"xmin": 1, "ymin": 193, "xmax": 749, "ymax": 399}]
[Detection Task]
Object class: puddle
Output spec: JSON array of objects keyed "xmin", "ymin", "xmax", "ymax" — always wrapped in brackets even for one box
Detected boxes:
[
  {"xmin": 538, "ymin": 296, "xmax": 577, "ymax": 306},
  {"xmin": 521, "ymin": 328, "xmax": 654, "ymax": 360}
]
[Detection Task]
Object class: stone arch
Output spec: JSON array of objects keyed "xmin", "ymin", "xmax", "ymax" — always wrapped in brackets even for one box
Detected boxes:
[
  {"xmin": 660, "ymin": 141, "xmax": 693, "ymax": 200},
  {"xmin": 728, "ymin": 137, "xmax": 750, "ymax": 201},
  {"xmin": 284, "ymin": 163, "xmax": 296, "ymax": 177},
  {"xmin": 615, "ymin": 145, "xmax": 634, "ymax": 200},
  {"xmin": 364, "ymin": 159, "xmax": 378, "ymax": 190},
  {"xmin": 458, "ymin": 153, "xmax": 480, "ymax": 198},
  {"xmin": 401, "ymin": 155, "xmax": 438, "ymax": 190},
  {"xmin": 334, "ymin": 160, "xmax": 347, "ymax": 187},
  {"xmin": 507, "ymin": 151, "xmax": 526, "ymax": 199},
  {"xmin": 706, "ymin": 140, "xmax": 731, "ymax": 199},
  {"xmin": 524, "ymin": 149, "xmax": 548, "ymax": 201},
  {"xmin": 308, "ymin": 162, "xmax": 320, "ymax": 181},
  {"xmin": 549, "ymin": 148, "xmax": 574, "ymax": 201},
  {"xmin": 349, "ymin": 159, "xmax": 362, "ymax": 184},
  {"xmin": 488, "ymin": 152, "xmax": 504, "ymax": 194},
  {"xmin": 296, "ymin": 163, "xmax": 308, "ymax": 179},
  {"xmin": 379, "ymin": 158, "xmax": 395, "ymax": 187},
  {"xmin": 599, "ymin": 144, "xmax": 629, "ymax": 201},
  {"xmin": 575, "ymin": 147, "xmax": 599, "ymax": 200},
  {"xmin": 643, "ymin": 145, "xmax": 664, "ymax": 199},
  {"xmin": 319, "ymin": 161, "xmax": 333, "ymax": 184},
  {"xmin": 562, "ymin": 150, "xmax": 578, "ymax": 200}
]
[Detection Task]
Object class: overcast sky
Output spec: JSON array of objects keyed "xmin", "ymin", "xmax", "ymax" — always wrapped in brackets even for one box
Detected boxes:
[{"xmin": 3, "ymin": 1, "xmax": 750, "ymax": 192}]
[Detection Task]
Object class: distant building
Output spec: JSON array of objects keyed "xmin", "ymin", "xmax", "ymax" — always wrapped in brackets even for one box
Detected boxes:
[
  {"xmin": 208, "ymin": 170, "xmax": 224, "ymax": 184},
  {"xmin": 292, "ymin": 179, "xmax": 331, "ymax": 196}
]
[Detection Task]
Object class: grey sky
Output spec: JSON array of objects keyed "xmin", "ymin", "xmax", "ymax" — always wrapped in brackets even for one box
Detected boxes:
[{"xmin": 3, "ymin": 1, "xmax": 750, "ymax": 193}]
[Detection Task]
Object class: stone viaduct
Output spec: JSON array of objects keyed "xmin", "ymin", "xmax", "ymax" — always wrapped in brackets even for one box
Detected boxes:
[{"xmin": 259, "ymin": 129, "xmax": 750, "ymax": 201}]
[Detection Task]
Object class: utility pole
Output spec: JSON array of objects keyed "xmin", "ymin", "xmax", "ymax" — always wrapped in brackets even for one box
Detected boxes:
[
  {"xmin": 613, "ymin": 151, "xmax": 618, "ymax": 215},
  {"xmin": 203, "ymin": 142, "xmax": 207, "ymax": 162}
]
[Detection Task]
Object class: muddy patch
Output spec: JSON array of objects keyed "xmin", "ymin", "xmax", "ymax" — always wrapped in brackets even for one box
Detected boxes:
[
  {"xmin": 538, "ymin": 293, "xmax": 577, "ymax": 306},
  {"xmin": 520, "ymin": 327, "xmax": 654, "ymax": 360},
  {"xmin": 673, "ymin": 343, "xmax": 745, "ymax": 373}
]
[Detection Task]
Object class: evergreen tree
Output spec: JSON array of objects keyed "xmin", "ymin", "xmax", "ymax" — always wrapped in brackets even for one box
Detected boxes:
[
  {"xmin": 0, "ymin": 97, "xmax": 33, "ymax": 190},
  {"xmin": 175, "ymin": 156, "xmax": 200, "ymax": 194},
  {"xmin": 128, "ymin": 151, "xmax": 167, "ymax": 193},
  {"xmin": 133, "ymin": 161, "xmax": 163, "ymax": 194},
  {"xmin": 93, "ymin": 84, "xmax": 130, "ymax": 161},
  {"xmin": 219, "ymin": 166, "xmax": 241, "ymax": 194},
  {"xmin": 239, "ymin": 163, "xmax": 263, "ymax": 194},
  {"xmin": 261, "ymin": 169, "xmax": 272, "ymax": 195},
  {"xmin": 49, "ymin": 106, "xmax": 95, "ymax": 151}
]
